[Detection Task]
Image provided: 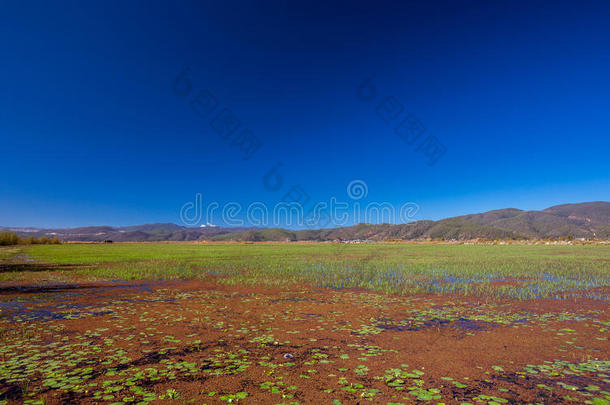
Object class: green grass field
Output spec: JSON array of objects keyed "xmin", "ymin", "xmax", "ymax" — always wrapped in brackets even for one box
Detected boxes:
[{"xmin": 3, "ymin": 242, "xmax": 608, "ymax": 300}]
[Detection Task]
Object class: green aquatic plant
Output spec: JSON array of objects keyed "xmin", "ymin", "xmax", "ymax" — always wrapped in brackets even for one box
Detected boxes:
[{"xmin": 219, "ymin": 391, "xmax": 248, "ymax": 403}]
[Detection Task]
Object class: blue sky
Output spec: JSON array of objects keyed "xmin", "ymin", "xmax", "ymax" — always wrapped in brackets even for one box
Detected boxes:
[{"xmin": 1, "ymin": 0, "xmax": 609, "ymax": 228}]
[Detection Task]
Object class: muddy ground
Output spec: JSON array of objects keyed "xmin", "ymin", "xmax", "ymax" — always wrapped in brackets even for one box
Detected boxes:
[{"xmin": 0, "ymin": 280, "xmax": 608, "ymax": 404}]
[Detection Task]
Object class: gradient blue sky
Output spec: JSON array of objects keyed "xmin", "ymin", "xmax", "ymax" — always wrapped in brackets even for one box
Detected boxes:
[{"xmin": 1, "ymin": 0, "xmax": 609, "ymax": 228}]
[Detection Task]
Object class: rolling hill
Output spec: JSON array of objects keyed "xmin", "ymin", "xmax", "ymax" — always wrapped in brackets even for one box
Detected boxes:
[
  {"xmin": 0, "ymin": 224, "xmax": 255, "ymax": 242},
  {"xmin": 2, "ymin": 202, "xmax": 609, "ymax": 242},
  {"xmin": 206, "ymin": 202, "xmax": 610, "ymax": 241}
]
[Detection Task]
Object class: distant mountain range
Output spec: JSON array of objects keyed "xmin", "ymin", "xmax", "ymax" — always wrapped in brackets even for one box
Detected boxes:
[
  {"xmin": 1, "ymin": 223, "xmax": 255, "ymax": 242},
  {"xmin": 3, "ymin": 202, "xmax": 610, "ymax": 242}
]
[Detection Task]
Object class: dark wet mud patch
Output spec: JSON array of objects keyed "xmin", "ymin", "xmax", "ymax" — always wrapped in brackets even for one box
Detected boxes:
[
  {"xmin": 0, "ymin": 262, "xmax": 86, "ymax": 275},
  {"xmin": 0, "ymin": 282, "xmax": 171, "ymax": 322},
  {"xmin": 0, "ymin": 301, "xmax": 114, "ymax": 321},
  {"xmin": 374, "ymin": 317, "xmax": 499, "ymax": 332},
  {"xmin": 0, "ymin": 280, "xmax": 157, "ymax": 295},
  {"xmin": 270, "ymin": 297, "xmax": 320, "ymax": 304},
  {"xmin": 492, "ymin": 371, "xmax": 610, "ymax": 402}
]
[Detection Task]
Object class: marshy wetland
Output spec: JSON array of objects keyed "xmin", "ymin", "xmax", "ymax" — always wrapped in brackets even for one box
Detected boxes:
[{"xmin": 0, "ymin": 243, "xmax": 608, "ymax": 404}]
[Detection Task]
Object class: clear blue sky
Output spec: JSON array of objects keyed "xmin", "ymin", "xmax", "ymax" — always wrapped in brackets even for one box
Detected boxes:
[{"xmin": 1, "ymin": 0, "xmax": 609, "ymax": 228}]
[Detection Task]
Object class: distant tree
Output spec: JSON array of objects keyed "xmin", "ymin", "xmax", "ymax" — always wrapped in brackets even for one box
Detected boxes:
[
  {"xmin": 0, "ymin": 232, "xmax": 61, "ymax": 245},
  {"xmin": 23, "ymin": 236, "xmax": 35, "ymax": 245},
  {"xmin": 0, "ymin": 231, "xmax": 21, "ymax": 246}
]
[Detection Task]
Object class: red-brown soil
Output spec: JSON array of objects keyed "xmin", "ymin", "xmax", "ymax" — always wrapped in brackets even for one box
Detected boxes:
[{"xmin": 0, "ymin": 280, "xmax": 608, "ymax": 404}]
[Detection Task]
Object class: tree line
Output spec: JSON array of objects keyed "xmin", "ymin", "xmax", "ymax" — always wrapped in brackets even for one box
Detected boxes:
[{"xmin": 0, "ymin": 231, "xmax": 61, "ymax": 246}]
